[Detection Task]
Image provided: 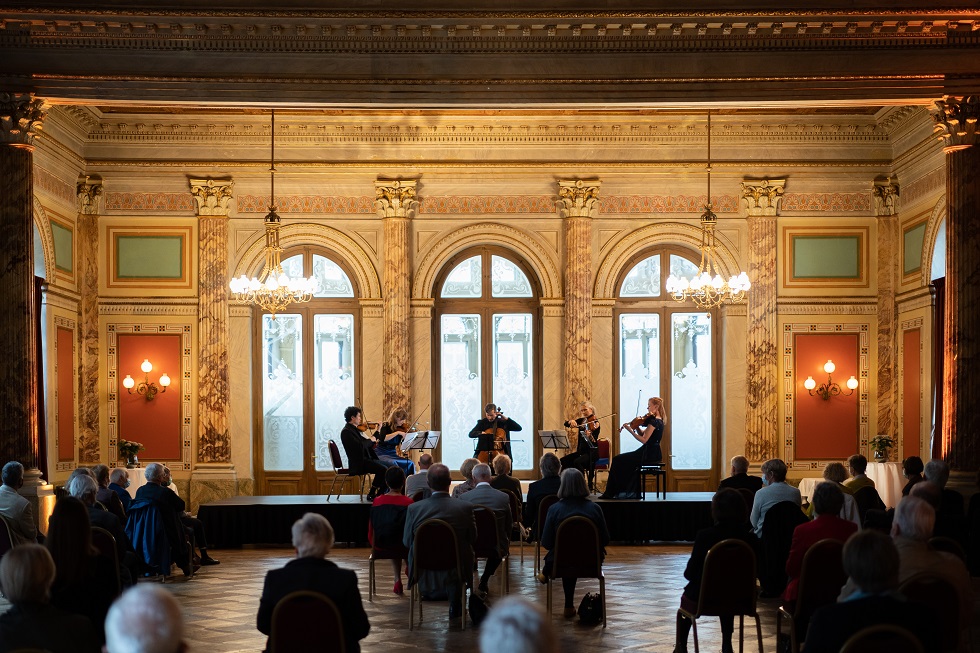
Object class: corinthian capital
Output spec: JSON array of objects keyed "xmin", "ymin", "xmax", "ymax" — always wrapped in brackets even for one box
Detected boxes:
[
  {"xmin": 76, "ymin": 175, "xmax": 104, "ymax": 215},
  {"xmin": 557, "ymin": 179, "xmax": 601, "ymax": 218},
  {"xmin": 0, "ymin": 93, "xmax": 47, "ymax": 150},
  {"xmin": 190, "ymin": 178, "xmax": 235, "ymax": 216},
  {"xmin": 933, "ymin": 96, "xmax": 980, "ymax": 153},
  {"xmin": 740, "ymin": 179, "xmax": 785, "ymax": 216},
  {"xmin": 872, "ymin": 178, "xmax": 900, "ymax": 216},
  {"xmin": 374, "ymin": 179, "xmax": 419, "ymax": 219}
]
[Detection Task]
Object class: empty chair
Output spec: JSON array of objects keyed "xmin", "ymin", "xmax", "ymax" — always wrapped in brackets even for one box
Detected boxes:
[
  {"xmin": 500, "ymin": 488, "xmax": 525, "ymax": 562},
  {"xmin": 473, "ymin": 506, "xmax": 508, "ymax": 594},
  {"xmin": 898, "ymin": 572, "xmax": 961, "ymax": 653},
  {"xmin": 409, "ymin": 518, "xmax": 468, "ymax": 630},
  {"xmin": 534, "ymin": 494, "xmax": 560, "ymax": 574},
  {"xmin": 777, "ymin": 538, "xmax": 846, "ymax": 653},
  {"xmin": 268, "ymin": 590, "xmax": 346, "ymax": 653},
  {"xmin": 839, "ymin": 624, "xmax": 925, "ymax": 653},
  {"xmin": 327, "ymin": 439, "xmax": 368, "ymax": 501},
  {"xmin": 91, "ymin": 526, "xmax": 123, "ymax": 595},
  {"xmin": 545, "ymin": 516, "xmax": 606, "ymax": 627}
]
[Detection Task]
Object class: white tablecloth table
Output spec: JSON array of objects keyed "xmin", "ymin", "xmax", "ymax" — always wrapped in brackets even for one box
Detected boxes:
[
  {"xmin": 797, "ymin": 461, "xmax": 903, "ymax": 510},
  {"xmin": 798, "ymin": 477, "xmax": 821, "ymax": 503},
  {"xmin": 124, "ymin": 467, "xmax": 148, "ymax": 499}
]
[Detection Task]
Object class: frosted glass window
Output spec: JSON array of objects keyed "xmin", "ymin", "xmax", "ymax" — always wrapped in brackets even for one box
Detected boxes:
[
  {"xmin": 441, "ymin": 256, "xmax": 482, "ymax": 298},
  {"xmin": 670, "ymin": 254, "xmax": 700, "ymax": 279},
  {"xmin": 671, "ymin": 312, "xmax": 712, "ymax": 470},
  {"xmin": 313, "ymin": 314, "xmax": 355, "ymax": 470},
  {"xmin": 619, "ymin": 313, "xmax": 661, "ymax": 454},
  {"xmin": 931, "ymin": 218, "xmax": 946, "ymax": 281},
  {"xmin": 491, "ymin": 256, "xmax": 533, "ymax": 297},
  {"xmin": 620, "ymin": 255, "xmax": 661, "ymax": 297},
  {"xmin": 312, "ymin": 255, "xmax": 354, "ymax": 297},
  {"xmin": 281, "ymin": 254, "xmax": 304, "ymax": 280},
  {"xmin": 263, "ymin": 315, "xmax": 304, "ymax": 472},
  {"xmin": 440, "ymin": 314, "xmax": 482, "ymax": 470},
  {"xmin": 491, "ymin": 314, "xmax": 533, "ymax": 470}
]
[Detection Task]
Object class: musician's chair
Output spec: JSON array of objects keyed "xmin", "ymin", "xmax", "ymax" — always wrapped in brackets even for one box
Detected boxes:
[{"xmin": 638, "ymin": 463, "xmax": 666, "ymax": 499}]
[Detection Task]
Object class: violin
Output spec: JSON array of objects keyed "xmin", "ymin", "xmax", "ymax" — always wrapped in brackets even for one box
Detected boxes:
[
  {"xmin": 357, "ymin": 420, "xmax": 380, "ymax": 433},
  {"xmin": 621, "ymin": 413, "xmax": 651, "ymax": 436}
]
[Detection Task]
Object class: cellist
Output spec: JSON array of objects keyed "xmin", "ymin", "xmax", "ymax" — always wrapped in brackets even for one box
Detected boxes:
[{"xmin": 468, "ymin": 403, "xmax": 521, "ymax": 464}]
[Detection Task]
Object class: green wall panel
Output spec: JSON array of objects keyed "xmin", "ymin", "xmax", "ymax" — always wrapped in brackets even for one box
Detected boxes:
[
  {"xmin": 903, "ymin": 222, "xmax": 927, "ymax": 275},
  {"xmin": 51, "ymin": 222, "xmax": 73, "ymax": 272},
  {"xmin": 792, "ymin": 235, "xmax": 860, "ymax": 279},
  {"xmin": 116, "ymin": 235, "xmax": 184, "ymax": 279}
]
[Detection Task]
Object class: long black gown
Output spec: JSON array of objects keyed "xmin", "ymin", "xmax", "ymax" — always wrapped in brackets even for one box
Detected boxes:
[{"xmin": 600, "ymin": 414, "xmax": 663, "ymax": 499}]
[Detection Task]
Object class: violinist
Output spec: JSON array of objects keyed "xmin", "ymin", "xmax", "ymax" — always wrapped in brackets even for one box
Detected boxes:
[
  {"xmin": 599, "ymin": 397, "xmax": 666, "ymax": 500},
  {"xmin": 340, "ymin": 406, "xmax": 388, "ymax": 501},
  {"xmin": 560, "ymin": 401, "xmax": 601, "ymax": 488},
  {"xmin": 468, "ymin": 403, "xmax": 521, "ymax": 463},
  {"xmin": 375, "ymin": 408, "xmax": 416, "ymax": 478}
]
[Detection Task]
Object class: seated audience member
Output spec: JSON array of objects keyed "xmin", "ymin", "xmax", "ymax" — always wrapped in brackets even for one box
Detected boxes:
[
  {"xmin": 490, "ymin": 453, "xmax": 524, "ymax": 502},
  {"xmin": 718, "ymin": 455, "xmax": 763, "ymax": 493},
  {"xmin": 257, "ymin": 513, "xmax": 370, "ymax": 653},
  {"xmin": 843, "ymin": 454, "xmax": 875, "ymax": 491},
  {"xmin": 675, "ymin": 488, "xmax": 758, "ymax": 653},
  {"xmin": 461, "ymin": 462, "xmax": 513, "ymax": 595},
  {"xmin": 0, "ymin": 460, "xmax": 38, "ymax": 545},
  {"xmin": 368, "ymin": 466, "xmax": 413, "ymax": 595},
  {"xmin": 68, "ymin": 474, "xmax": 139, "ymax": 587},
  {"xmin": 162, "ymin": 466, "xmax": 219, "ymax": 566},
  {"xmin": 806, "ymin": 530, "xmax": 940, "ymax": 653},
  {"xmin": 538, "ymin": 468, "xmax": 609, "ymax": 618},
  {"xmin": 804, "ymin": 462, "xmax": 860, "ymax": 526},
  {"xmin": 46, "ymin": 496, "xmax": 120, "ymax": 642},
  {"xmin": 479, "ymin": 596, "xmax": 559, "ymax": 653},
  {"xmin": 451, "ymin": 457, "xmax": 480, "ymax": 498},
  {"xmin": 108, "ymin": 467, "xmax": 132, "ymax": 512},
  {"xmin": 402, "ymin": 463, "xmax": 476, "ymax": 618},
  {"xmin": 924, "ymin": 458, "xmax": 965, "ymax": 517},
  {"xmin": 749, "ymin": 458, "xmax": 801, "ymax": 537},
  {"xmin": 901, "ymin": 456, "xmax": 925, "ymax": 496},
  {"xmin": 784, "ymin": 482, "xmax": 857, "ymax": 605},
  {"xmin": 0, "ymin": 544, "xmax": 101, "ymax": 653},
  {"xmin": 405, "ymin": 452, "xmax": 433, "ymax": 499},
  {"xmin": 133, "ymin": 463, "xmax": 192, "ymax": 575},
  {"xmin": 525, "ymin": 452, "xmax": 562, "ymax": 536},
  {"xmin": 105, "ymin": 584, "xmax": 187, "ymax": 653},
  {"xmin": 92, "ymin": 463, "xmax": 127, "ymax": 521}
]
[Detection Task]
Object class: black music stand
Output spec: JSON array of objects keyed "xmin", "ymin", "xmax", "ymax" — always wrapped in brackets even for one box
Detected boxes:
[
  {"xmin": 538, "ymin": 430, "xmax": 570, "ymax": 454},
  {"xmin": 403, "ymin": 431, "xmax": 440, "ymax": 451}
]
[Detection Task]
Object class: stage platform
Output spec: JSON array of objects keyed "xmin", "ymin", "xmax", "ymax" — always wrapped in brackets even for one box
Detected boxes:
[{"xmin": 198, "ymin": 492, "xmax": 714, "ymax": 548}]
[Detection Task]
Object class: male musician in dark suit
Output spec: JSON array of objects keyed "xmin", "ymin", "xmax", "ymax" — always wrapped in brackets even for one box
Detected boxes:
[
  {"xmin": 468, "ymin": 403, "xmax": 521, "ymax": 461},
  {"xmin": 718, "ymin": 455, "xmax": 764, "ymax": 493},
  {"xmin": 340, "ymin": 406, "xmax": 388, "ymax": 501}
]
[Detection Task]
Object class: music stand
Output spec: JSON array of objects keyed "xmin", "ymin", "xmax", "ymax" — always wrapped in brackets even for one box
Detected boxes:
[
  {"xmin": 403, "ymin": 431, "xmax": 440, "ymax": 451},
  {"xmin": 538, "ymin": 430, "xmax": 570, "ymax": 454}
]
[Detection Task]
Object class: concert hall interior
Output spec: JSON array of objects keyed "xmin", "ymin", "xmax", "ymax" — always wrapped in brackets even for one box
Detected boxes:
[{"xmin": 2, "ymin": 2, "xmax": 980, "ymax": 651}]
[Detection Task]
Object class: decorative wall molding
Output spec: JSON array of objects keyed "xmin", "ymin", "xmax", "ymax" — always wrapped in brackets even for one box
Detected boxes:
[
  {"xmin": 900, "ymin": 316, "xmax": 925, "ymax": 330},
  {"xmin": 897, "ymin": 289, "xmax": 936, "ymax": 313},
  {"xmin": 921, "ymin": 196, "xmax": 947, "ymax": 287},
  {"xmin": 902, "ymin": 167, "xmax": 945, "ymax": 208},
  {"xmin": 780, "ymin": 192, "xmax": 872, "ymax": 213},
  {"xmin": 52, "ymin": 315, "xmax": 78, "ymax": 472},
  {"xmin": 777, "ymin": 302, "xmax": 878, "ymax": 315},
  {"xmin": 189, "ymin": 178, "xmax": 234, "ymax": 216},
  {"xmin": 741, "ymin": 179, "xmax": 785, "ymax": 216},
  {"xmin": 32, "ymin": 196, "xmax": 56, "ymax": 283},
  {"xmin": 872, "ymin": 178, "xmax": 900, "ymax": 216},
  {"xmin": 237, "ymin": 194, "xmax": 374, "ymax": 214},
  {"xmin": 99, "ymin": 302, "xmax": 199, "ymax": 316},
  {"xmin": 557, "ymin": 179, "xmax": 601, "ymax": 219},
  {"xmin": 104, "ymin": 191, "xmax": 195, "ymax": 213},
  {"xmin": 42, "ymin": 287, "xmax": 81, "ymax": 312},
  {"xmin": 720, "ymin": 303, "xmax": 748, "ymax": 317},
  {"xmin": 229, "ymin": 305, "xmax": 252, "ymax": 318},
  {"xmin": 76, "ymin": 174, "xmax": 104, "ymax": 215},
  {"xmin": 374, "ymin": 179, "xmax": 419, "ymax": 218},
  {"xmin": 33, "ymin": 166, "xmax": 76, "ymax": 207}
]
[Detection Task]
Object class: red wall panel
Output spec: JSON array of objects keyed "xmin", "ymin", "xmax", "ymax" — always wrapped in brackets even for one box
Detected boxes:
[
  {"xmin": 118, "ymin": 334, "xmax": 181, "ymax": 460},
  {"xmin": 794, "ymin": 333, "xmax": 860, "ymax": 460},
  {"xmin": 902, "ymin": 329, "xmax": 921, "ymax": 458},
  {"xmin": 56, "ymin": 327, "xmax": 75, "ymax": 462}
]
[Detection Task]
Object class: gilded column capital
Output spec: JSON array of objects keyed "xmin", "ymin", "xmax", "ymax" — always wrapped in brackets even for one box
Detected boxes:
[
  {"xmin": 374, "ymin": 179, "xmax": 419, "ymax": 219},
  {"xmin": 557, "ymin": 179, "xmax": 601, "ymax": 218},
  {"xmin": 190, "ymin": 178, "xmax": 235, "ymax": 216},
  {"xmin": 933, "ymin": 96, "xmax": 980, "ymax": 153},
  {"xmin": 740, "ymin": 179, "xmax": 785, "ymax": 216},
  {"xmin": 0, "ymin": 93, "xmax": 47, "ymax": 150},
  {"xmin": 872, "ymin": 178, "xmax": 900, "ymax": 216},
  {"xmin": 76, "ymin": 175, "xmax": 104, "ymax": 215}
]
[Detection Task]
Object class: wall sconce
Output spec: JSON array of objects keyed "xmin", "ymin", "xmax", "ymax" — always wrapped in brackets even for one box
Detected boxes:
[
  {"xmin": 122, "ymin": 359, "xmax": 171, "ymax": 401},
  {"xmin": 804, "ymin": 359, "xmax": 858, "ymax": 400}
]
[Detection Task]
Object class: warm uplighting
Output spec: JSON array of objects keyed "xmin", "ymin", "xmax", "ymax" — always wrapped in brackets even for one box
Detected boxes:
[
  {"xmin": 804, "ymin": 359, "xmax": 857, "ymax": 400},
  {"xmin": 123, "ymin": 358, "xmax": 171, "ymax": 401}
]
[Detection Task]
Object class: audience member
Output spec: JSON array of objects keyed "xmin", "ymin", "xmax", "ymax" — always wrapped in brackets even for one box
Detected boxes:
[
  {"xmin": 804, "ymin": 462, "xmax": 860, "ymax": 526},
  {"xmin": 108, "ymin": 467, "xmax": 133, "ymax": 512},
  {"xmin": 104, "ymin": 585, "xmax": 187, "ymax": 653},
  {"xmin": 451, "ymin": 457, "xmax": 479, "ymax": 498},
  {"xmin": 843, "ymin": 454, "xmax": 874, "ymax": 491},
  {"xmin": 479, "ymin": 596, "xmax": 559, "ymax": 653},
  {"xmin": 538, "ymin": 468, "xmax": 609, "ymax": 618},
  {"xmin": 718, "ymin": 455, "xmax": 763, "ymax": 493},
  {"xmin": 525, "ymin": 452, "xmax": 562, "ymax": 536},
  {"xmin": 0, "ymin": 544, "xmax": 100, "ymax": 653},
  {"xmin": 405, "ymin": 452, "xmax": 433, "ymax": 499},
  {"xmin": 901, "ymin": 456, "xmax": 925, "ymax": 496},
  {"xmin": 402, "ymin": 463, "xmax": 476, "ymax": 618},
  {"xmin": 805, "ymin": 530, "xmax": 940, "ymax": 653},
  {"xmin": 490, "ymin": 453, "xmax": 523, "ymax": 501},
  {"xmin": 0, "ymin": 460, "xmax": 37, "ymax": 545},
  {"xmin": 923, "ymin": 458, "xmax": 964, "ymax": 516},
  {"xmin": 92, "ymin": 463, "xmax": 127, "ymax": 521},
  {"xmin": 45, "ymin": 496, "xmax": 119, "ymax": 642},
  {"xmin": 675, "ymin": 488, "xmax": 758, "ymax": 653},
  {"xmin": 257, "ymin": 513, "xmax": 370, "ymax": 653},
  {"xmin": 68, "ymin": 474, "xmax": 138, "ymax": 587},
  {"xmin": 162, "ymin": 466, "xmax": 219, "ymax": 566},
  {"xmin": 461, "ymin": 462, "xmax": 513, "ymax": 595},
  {"xmin": 368, "ymin": 466, "xmax": 413, "ymax": 595},
  {"xmin": 749, "ymin": 458, "xmax": 801, "ymax": 537},
  {"xmin": 132, "ymin": 463, "xmax": 198, "ymax": 575}
]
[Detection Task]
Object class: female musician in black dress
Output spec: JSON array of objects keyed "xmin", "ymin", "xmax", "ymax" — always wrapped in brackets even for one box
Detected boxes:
[
  {"xmin": 560, "ymin": 401, "xmax": 600, "ymax": 484},
  {"xmin": 375, "ymin": 408, "xmax": 416, "ymax": 477},
  {"xmin": 599, "ymin": 396, "xmax": 666, "ymax": 499}
]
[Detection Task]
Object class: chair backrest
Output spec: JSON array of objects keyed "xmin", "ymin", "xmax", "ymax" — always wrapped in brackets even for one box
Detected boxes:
[
  {"xmin": 0, "ymin": 515, "xmax": 14, "ymax": 559},
  {"xmin": 500, "ymin": 489, "xmax": 522, "ymax": 526},
  {"xmin": 793, "ymin": 538, "xmax": 846, "ymax": 621},
  {"xmin": 537, "ymin": 494, "xmax": 560, "ymax": 539},
  {"xmin": 597, "ymin": 439, "xmax": 610, "ymax": 461},
  {"xmin": 472, "ymin": 506, "xmax": 499, "ymax": 557},
  {"xmin": 410, "ymin": 490, "xmax": 427, "ymax": 502},
  {"xmin": 696, "ymin": 538, "xmax": 758, "ymax": 617},
  {"xmin": 839, "ymin": 624, "xmax": 925, "ymax": 653},
  {"xmin": 736, "ymin": 488, "xmax": 755, "ymax": 514},
  {"xmin": 928, "ymin": 535, "xmax": 967, "ymax": 562},
  {"xmin": 328, "ymin": 440, "xmax": 347, "ymax": 472},
  {"xmin": 369, "ymin": 503, "xmax": 408, "ymax": 552},
  {"xmin": 898, "ymin": 572, "xmax": 960, "ymax": 652},
  {"xmin": 124, "ymin": 499, "xmax": 172, "ymax": 574},
  {"xmin": 551, "ymin": 515, "xmax": 602, "ymax": 580},
  {"xmin": 91, "ymin": 526, "xmax": 122, "ymax": 595},
  {"xmin": 411, "ymin": 518, "xmax": 462, "ymax": 579},
  {"xmin": 269, "ymin": 590, "xmax": 346, "ymax": 653},
  {"xmin": 853, "ymin": 485, "xmax": 886, "ymax": 520}
]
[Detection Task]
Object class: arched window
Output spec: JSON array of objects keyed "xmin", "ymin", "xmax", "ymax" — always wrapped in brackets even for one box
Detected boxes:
[
  {"xmin": 435, "ymin": 249, "xmax": 539, "ymax": 475},
  {"xmin": 257, "ymin": 249, "xmax": 360, "ymax": 494}
]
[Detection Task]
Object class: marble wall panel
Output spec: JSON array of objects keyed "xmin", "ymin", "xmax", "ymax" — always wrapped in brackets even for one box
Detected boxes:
[
  {"xmin": 198, "ymin": 216, "xmax": 231, "ymax": 463},
  {"xmin": 77, "ymin": 213, "xmax": 101, "ymax": 463},
  {"xmin": 876, "ymin": 216, "xmax": 898, "ymax": 439},
  {"xmin": 744, "ymin": 215, "xmax": 778, "ymax": 462}
]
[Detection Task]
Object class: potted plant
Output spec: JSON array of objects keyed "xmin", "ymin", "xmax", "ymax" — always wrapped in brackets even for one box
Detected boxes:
[
  {"xmin": 869, "ymin": 435, "xmax": 895, "ymax": 463},
  {"xmin": 118, "ymin": 439, "xmax": 145, "ymax": 468}
]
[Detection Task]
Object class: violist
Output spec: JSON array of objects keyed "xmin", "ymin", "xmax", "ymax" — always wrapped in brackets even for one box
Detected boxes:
[
  {"xmin": 468, "ymin": 403, "xmax": 521, "ymax": 464},
  {"xmin": 599, "ymin": 396, "xmax": 666, "ymax": 500},
  {"xmin": 375, "ymin": 408, "xmax": 417, "ymax": 477},
  {"xmin": 340, "ymin": 406, "xmax": 389, "ymax": 501},
  {"xmin": 560, "ymin": 401, "xmax": 600, "ymax": 486}
]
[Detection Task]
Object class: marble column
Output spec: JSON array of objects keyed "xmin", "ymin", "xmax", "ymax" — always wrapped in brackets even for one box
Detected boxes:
[
  {"xmin": 874, "ymin": 179, "xmax": 901, "ymax": 442},
  {"xmin": 740, "ymin": 180, "xmax": 783, "ymax": 463},
  {"xmin": 557, "ymin": 179, "xmax": 600, "ymax": 417},
  {"xmin": 375, "ymin": 179, "xmax": 417, "ymax": 417},
  {"xmin": 934, "ymin": 97, "xmax": 980, "ymax": 470},
  {"xmin": 76, "ymin": 176, "xmax": 103, "ymax": 463},
  {"xmin": 0, "ymin": 93, "xmax": 45, "ymax": 472}
]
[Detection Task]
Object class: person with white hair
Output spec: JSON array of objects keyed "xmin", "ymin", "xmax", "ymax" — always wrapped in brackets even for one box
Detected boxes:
[
  {"xmin": 0, "ymin": 460, "xmax": 37, "ymax": 545},
  {"xmin": 923, "ymin": 458, "xmax": 965, "ymax": 517},
  {"xmin": 525, "ymin": 452, "xmax": 562, "ymax": 536},
  {"xmin": 718, "ymin": 455, "xmax": 763, "ymax": 493},
  {"xmin": 92, "ymin": 463, "xmax": 127, "ymax": 521},
  {"xmin": 257, "ymin": 513, "xmax": 370, "ymax": 652},
  {"xmin": 460, "ymin": 462, "xmax": 513, "ymax": 595},
  {"xmin": 104, "ymin": 585, "xmax": 186, "ymax": 653},
  {"xmin": 68, "ymin": 474, "xmax": 138, "ymax": 586},
  {"xmin": 133, "ymin": 463, "xmax": 195, "ymax": 576},
  {"xmin": 108, "ymin": 467, "xmax": 132, "ymax": 511},
  {"xmin": 479, "ymin": 596, "xmax": 559, "ymax": 653}
]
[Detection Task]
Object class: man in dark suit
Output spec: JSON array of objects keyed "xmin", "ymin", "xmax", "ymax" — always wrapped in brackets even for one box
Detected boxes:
[
  {"xmin": 134, "ymin": 462, "xmax": 193, "ymax": 575},
  {"xmin": 257, "ymin": 513, "xmax": 369, "ymax": 653},
  {"xmin": 402, "ymin": 462, "xmax": 476, "ymax": 617},
  {"xmin": 718, "ymin": 455, "xmax": 763, "ymax": 493},
  {"xmin": 525, "ymin": 453, "xmax": 562, "ymax": 537},
  {"xmin": 805, "ymin": 530, "xmax": 940, "ymax": 653},
  {"xmin": 340, "ymin": 406, "xmax": 388, "ymax": 500},
  {"xmin": 461, "ymin": 463, "xmax": 513, "ymax": 594}
]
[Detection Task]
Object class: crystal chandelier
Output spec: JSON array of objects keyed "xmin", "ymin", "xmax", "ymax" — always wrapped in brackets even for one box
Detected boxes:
[
  {"xmin": 230, "ymin": 110, "xmax": 317, "ymax": 315},
  {"xmin": 666, "ymin": 111, "xmax": 751, "ymax": 309}
]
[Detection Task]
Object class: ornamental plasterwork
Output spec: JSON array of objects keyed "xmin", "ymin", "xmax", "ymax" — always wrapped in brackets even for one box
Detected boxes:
[
  {"xmin": 933, "ymin": 96, "xmax": 980, "ymax": 152},
  {"xmin": 741, "ymin": 179, "xmax": 785, "ymax": 216},
  {"xmin": 557, "ymin": 179, "xmax": 601, "ymax": 219},
  {"xmin": 872, "ymin": 178, "xmax": 900, "ymax": 216},
  {"xmin": 76, "ymin": 175, "xmax": 104, "ymax": 215},
  {"xmin": 777, "ymin": 303, "xmax": 878, "ymax": 315},
  {"xmin": 374, "ymin": 179, "xmax": 419, "ymax": 219},
  {"xmin": 189, "ymin": 178, "xmax": 235, "ymax": 216},
  {"xmin": 0, "ymin": 92, "xmax": 46, "ymax": 148}
]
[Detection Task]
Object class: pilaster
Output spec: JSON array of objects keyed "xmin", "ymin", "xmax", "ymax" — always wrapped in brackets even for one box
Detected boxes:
[
  {"xmin": 875, "ymin": 184, "xmax": 900, "ymax": 440},
  {"xmin": 744, "ymin": 210, "xmax": 778, "ymax": 462},
  {"xmin": 741, "ymin": 179, "xmax": 785, "ymax": 217},
  {"xmin": 76, "ymin": 175, "xmax": 103, "ymax": 463}
]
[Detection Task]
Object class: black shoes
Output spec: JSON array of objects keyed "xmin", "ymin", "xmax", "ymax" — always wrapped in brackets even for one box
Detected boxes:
[
  {"xmin": 477, "ymin": 582, "xmax": 488, "ymax": 595},
  {"xmin": 448, "ymin": 601, "xmax": 462, "ymax": 619},
  {"xmin": 201, "ymin": 556, "xmax": 220, "ymax": 566}
]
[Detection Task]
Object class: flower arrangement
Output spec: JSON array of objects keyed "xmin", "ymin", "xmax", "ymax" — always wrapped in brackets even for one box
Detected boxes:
[
  {"xmin": 869, "ymin": 435, "xmax": 895, "ymax": 461},
  {"xmin": 118, "ymin": 439, "xmax": 145, "ymax": 458}
]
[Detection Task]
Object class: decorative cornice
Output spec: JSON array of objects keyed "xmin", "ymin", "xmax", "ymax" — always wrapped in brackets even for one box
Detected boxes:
[
  {"xmin": 104, "ymin": 191, "xmax": 195, "ymax": 213},
  {"xmin": 933, "ymin": 95, "xmax": 980, "ymax": 153},
  {"xmin": 777, "ymin": 301, "xmax": 878, "ymax": 314},
  {"xmin": 720, "ymin": 303, "xmax": 748, "ymax": 317},
  {"xmin": 0, "ymin": 92, "xmax": 47, "ymax": 149},
  {"xmin": 189, "ymin": 178, "xmax": 234, "ymax": 216},
  {"xmin": 897, "ymin": 287, "xmax": 936, "ymax": 313},
  {"xmin": 741, "ymin": 179, "xmax": 785, "ymax": 216},
  {"xmin": 557, "ymin": 179, "xmax": 601, "ymax": 219},
  {"xmin": 76, "ymin": 174, "xmax": 103, "ymax": 215},
  {"xmin": 901, "ymin": 167, "xmax": 945, "ymax": 208},
  {"xmin": 34, "ymin": 166, "xmax": 76, "ymax": 207},
  {"xmin": 374, "ymin": 179, "xmax": 419, "ymax": 219},
  {"xmin": 781, "ymin": 192, "xmax": 872, "ymax": 213},
  {"xmin": 872, "ymin": 177, "xmax": 900, "ymax": 216},
  {"xmin": 229, "ymin": 305, "xmax": 252, "ymax": 318},
  {"xmin": 99, "ymin": 301, "xmax": 199, "ymax": 315}
]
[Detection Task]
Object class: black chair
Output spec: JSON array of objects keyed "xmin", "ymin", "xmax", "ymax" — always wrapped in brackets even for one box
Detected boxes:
[
  {"xmin": 638, "ymin": 463, "xmax": 667, "ymax": 499},
  {"xmin": 269, "ymin": 590, "xmax": 346, "ymax": 653},
  {"xmin": 545, "ymin": 516, "xmax": 606, "ymax": 628},
  {"xmin": 928, "ymin": 535, "xmax": 967, "ymax": 563},
  {"xmin": 853, "ymin": 485, "xmax": 886, "ymax": 523},
  {"xmin": 760, "ymin": 501, "xmax": 807, "ymax": 596},
  {"xmin": 534, "ymin": 494, "xmax": 560, "ymax": 574},
  {"xmin": 499, "ymin": 488, "xmax": 525, "ymax": 561},
  {"xmin": 409, "ymin": 518, "xmax": 468, "ymax": 630},
  {"xmin": 839, "ymin": 624, "xmax": 924, "ymax": 653},
  {"xmin": 898, "ymin": 572, "xmax": 961, "ymax": 653},
  {"xmin": 473, "ymin": 506, "xmax": 508, "ymax": 594},
  {"xmin": 776, "ymin": 538, "xmax": 846, "ymax": 653},
  {"xmin": 0, "ymin": 515, "xmax": 14, "ymax": 560},
  {"xmin": 91, "ymin": 526, "xmax": 123, "ymax": 596},
  {"xmin": 367, "ymin": 503, "xmax": 409, "ymax": 601},
  {"xmin": 327, "ymin": 439, "xmax": 368, "ymax": 501}
]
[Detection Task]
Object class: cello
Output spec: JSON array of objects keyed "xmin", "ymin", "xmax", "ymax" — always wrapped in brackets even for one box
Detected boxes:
[{"xmin": 477, "ymin": 409, "xmax": 508, "ymax": 465}]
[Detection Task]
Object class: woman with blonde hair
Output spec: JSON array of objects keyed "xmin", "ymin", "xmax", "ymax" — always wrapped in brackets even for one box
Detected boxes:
[
  {"xmin": 600, "ymin": 396, "xmax": 666, "ymax": 500},
  {"xmin": 374, "ymin": 407, "xmax": 416, "ymax": 477}
]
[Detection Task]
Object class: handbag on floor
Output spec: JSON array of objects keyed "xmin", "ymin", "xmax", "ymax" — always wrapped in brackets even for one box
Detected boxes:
[
  {"xmin": 577, "ymin": 592, "xmax": 603, "ymax": 624},
  {"xmin": 469, "ymin": 589, "xmax": 491, "ymax": 626}
]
